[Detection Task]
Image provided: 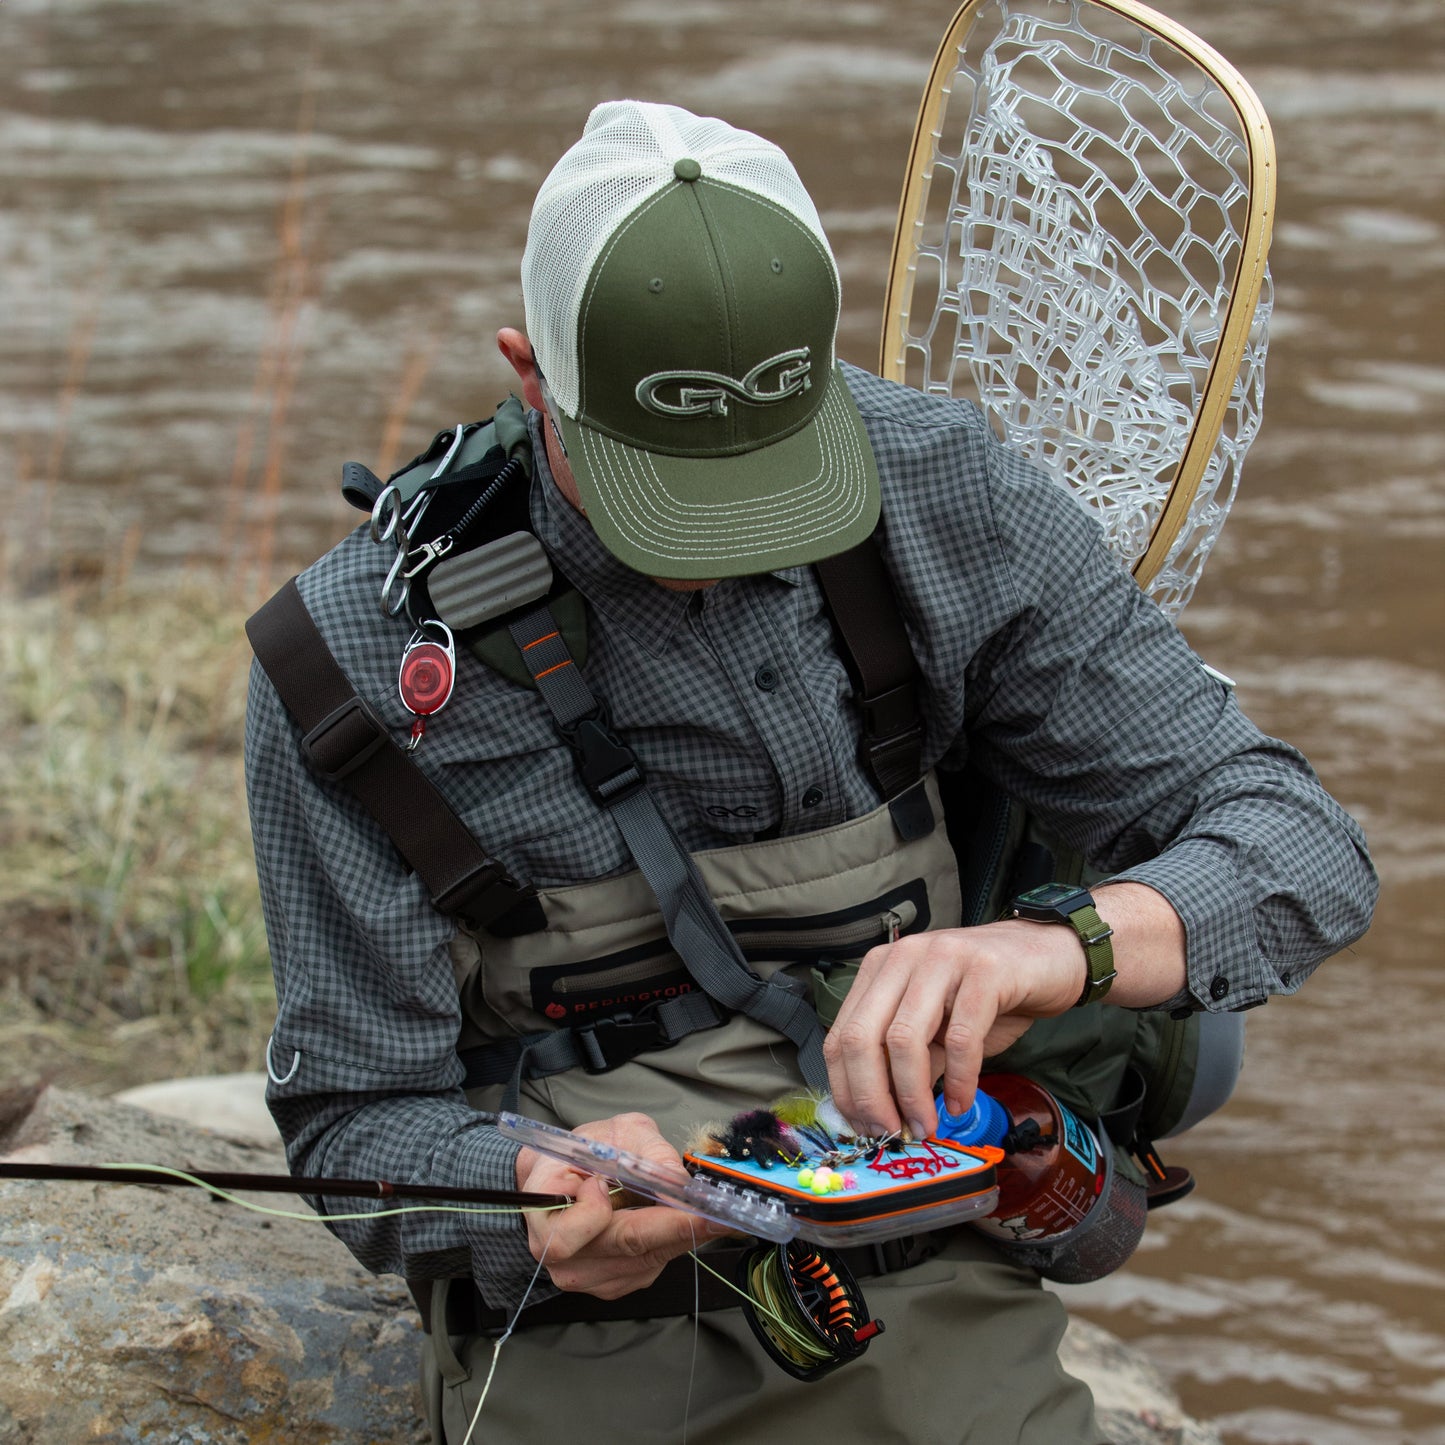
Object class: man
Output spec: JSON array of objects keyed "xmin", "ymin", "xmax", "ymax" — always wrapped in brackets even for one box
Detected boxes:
[{"xmin": 246, "ymin": 101, "xmax": 1375, "ymax": 1443}]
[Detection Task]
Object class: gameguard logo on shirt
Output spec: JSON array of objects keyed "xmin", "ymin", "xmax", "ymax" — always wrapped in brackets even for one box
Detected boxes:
[{"xmin": 635, "ymin": 347, "xmax": 812, "ymax": 418}]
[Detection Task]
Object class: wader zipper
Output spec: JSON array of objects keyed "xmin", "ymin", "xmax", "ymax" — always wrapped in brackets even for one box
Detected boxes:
[
  {"xmin": 550, "ymin": 902, "xmax": 919, "ymax": 995},
  {"xmin": 735, "ymin": 901, "xmax": 916, "ymax": 956},
  {"xmin": 554, "ymin": 952, "xmax": 679, "ymax": 993}
]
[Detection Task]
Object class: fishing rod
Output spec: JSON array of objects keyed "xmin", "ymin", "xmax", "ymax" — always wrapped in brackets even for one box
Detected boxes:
[{"xmin": 0, "ymin": 1161, "xmax": 572, "ymax": 1210}]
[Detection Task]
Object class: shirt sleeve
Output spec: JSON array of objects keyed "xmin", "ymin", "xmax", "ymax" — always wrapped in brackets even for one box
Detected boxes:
[
  {"xmin": 244, "ymin": 659, "xmax": 552, "ymax": 1310},
  {"xmin": 958, "ymin": 432, "xmax": 1378, "ymax": 1012}
]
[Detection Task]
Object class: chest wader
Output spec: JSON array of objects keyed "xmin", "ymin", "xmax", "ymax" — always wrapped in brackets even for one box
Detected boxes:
[{"xmin": 249, "ymin": 405, "xmax": 1238, "ymax": 1436}]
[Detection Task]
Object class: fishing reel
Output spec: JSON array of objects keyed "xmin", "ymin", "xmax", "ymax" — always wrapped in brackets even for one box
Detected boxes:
[{"xmin": 739, "ymin": 1239, "xmax": 883, "ymax": 1382}]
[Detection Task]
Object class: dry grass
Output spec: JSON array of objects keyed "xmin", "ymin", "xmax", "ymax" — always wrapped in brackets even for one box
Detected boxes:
[
  {"xmin": 3, "ymin": 73, "xmax": 440, "ymax": 1096},
  {"xmin": 0, "ymin": 577, "xmax": 272, "ymax": 1091}
]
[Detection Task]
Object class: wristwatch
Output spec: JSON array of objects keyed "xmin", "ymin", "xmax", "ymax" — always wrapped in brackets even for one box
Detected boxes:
[{"xmin": 1009, "ymin": 883, "xmax": 1116, "ymax": 1007}]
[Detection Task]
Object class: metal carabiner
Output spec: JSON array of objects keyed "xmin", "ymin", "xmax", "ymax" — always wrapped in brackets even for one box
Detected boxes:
[
  {"xmin": 401, "ymin": 534, "xmax": 455, "ymax": 581},
  {"xmin": 374, "ymin": 423, "xmax": 466, "ymax": 618},
  {"xmin": 379, "ymin": 492, "xmax": 435, "ymax": 617}
]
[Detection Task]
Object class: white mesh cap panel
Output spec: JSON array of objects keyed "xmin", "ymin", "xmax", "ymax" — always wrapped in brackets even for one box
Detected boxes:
[{"xmin": 522, "ymin": 100, "xmax": 837, "ymax": 419}]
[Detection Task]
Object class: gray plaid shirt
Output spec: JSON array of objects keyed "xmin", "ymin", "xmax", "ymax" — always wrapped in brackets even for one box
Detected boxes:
[{"xmin": 245, "ymin": 364, "xmax": 1375, "ymax": 1306}]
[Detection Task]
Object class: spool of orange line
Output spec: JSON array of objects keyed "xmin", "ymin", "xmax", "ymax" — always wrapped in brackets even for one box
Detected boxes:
[{"xmin": 738, "ymin": 1240, "xmax": 884, "ymax": 1382}]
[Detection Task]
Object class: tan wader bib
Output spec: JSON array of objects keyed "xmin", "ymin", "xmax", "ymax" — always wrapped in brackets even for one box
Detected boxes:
[{"xmin": 426, "ymin": 777, "xmax": 1102, "ymax": 1443}]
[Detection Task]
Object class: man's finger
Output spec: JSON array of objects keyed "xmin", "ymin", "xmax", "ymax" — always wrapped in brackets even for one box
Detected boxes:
[
  {"xmin": 883, "ymin": 968, "xmax": 956, "ymax": 1137},
  {"xmin": 824, "ymin": 950, "xmax": 914, "ymax": 1134},
  {"xmin": 941, "ymin": 965, "xmax": 999, "ymax": 1116},
  {"xmin": 610, "ymin": 1202, "xmax": 726, "ymax": 1260},
  {"xmin": 525, "ymin": 1170, "xmax": 613, "ymax": 1261}
]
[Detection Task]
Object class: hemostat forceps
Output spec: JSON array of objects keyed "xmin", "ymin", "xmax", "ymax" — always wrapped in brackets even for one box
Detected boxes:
[{"xmin": 372, "ymin": 422, "xmax": 468, "ymax": 618}]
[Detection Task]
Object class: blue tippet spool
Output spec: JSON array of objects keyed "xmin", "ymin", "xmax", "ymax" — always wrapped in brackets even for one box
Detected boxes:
[{"xmin": 934, "ymin": 1089, "xmax": 1010, "ymax": 1149}]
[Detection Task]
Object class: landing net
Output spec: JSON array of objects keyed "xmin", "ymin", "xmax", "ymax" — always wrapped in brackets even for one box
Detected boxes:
[{"xmin": 881, "ymin": 0, "xmax": 1275, "ymax": 616}]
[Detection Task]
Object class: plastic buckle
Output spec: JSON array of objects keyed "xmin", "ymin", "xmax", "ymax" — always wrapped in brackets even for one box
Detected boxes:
[
  {"xmin": 577, "ymin": 1013, "xmax": 669, "ymax": 1074},
  {"xmin": 562, "ymin": 712, "xmax": 645, "ymax": 807},
  {"xmin": 861, "ymin": 681, "xmax": 919, "ymax": 740},
  {"xmin": 434, "ymin": 861, "xmax": 534, "ymax": 931},
  {"xmin": 301, "ymin": 696, "xmax": 389, "ymax": 781}
]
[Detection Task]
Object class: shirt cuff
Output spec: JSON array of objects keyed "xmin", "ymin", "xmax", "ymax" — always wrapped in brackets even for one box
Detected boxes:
[
  {"xmin": 452, "ymin": 1123, "xmax": 563, "ymax": 1313},
  {"xmin": 1112, "ymin": 840, "xmax": 1277, "ymax": 1013}
]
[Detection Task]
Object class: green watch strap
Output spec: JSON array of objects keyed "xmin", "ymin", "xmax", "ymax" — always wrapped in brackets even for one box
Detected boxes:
[
  {"xmin": 1007, "ymin": 884, "xmax": 1117, "ymax": 1008},
  {"xmin": 1064, "ymin": 900, "xmax": 1117, "ymax": 1008}
]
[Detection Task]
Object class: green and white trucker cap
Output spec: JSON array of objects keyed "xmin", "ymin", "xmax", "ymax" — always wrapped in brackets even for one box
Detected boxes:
[{"xmin": 521, "ymin": 100, "xmax": 881, "ymax": 579}]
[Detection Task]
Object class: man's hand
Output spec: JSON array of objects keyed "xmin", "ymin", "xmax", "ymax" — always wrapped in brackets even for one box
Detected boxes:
[
  {"xmin": 822, "ymin": 882, "xmax": 1188, "ymax": 1139},
  {"xmin": 513, "ymin": 1112, "xmax": 729, "ymax": 1299}
]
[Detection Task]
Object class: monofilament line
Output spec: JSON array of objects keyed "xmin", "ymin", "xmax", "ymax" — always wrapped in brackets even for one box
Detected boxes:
[{"xmin": 459, "ymin": 1217, "xmax": 558, "ymax": 1445}]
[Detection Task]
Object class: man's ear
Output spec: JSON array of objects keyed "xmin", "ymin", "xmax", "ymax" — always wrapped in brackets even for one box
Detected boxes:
[{"xmin": 497, "ymin": 328, "xmax": 545, "ymax": 412}]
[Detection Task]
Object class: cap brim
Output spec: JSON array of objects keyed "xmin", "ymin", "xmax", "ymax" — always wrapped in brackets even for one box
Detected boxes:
[{"xmin": 554, "ymin": 364, "xmax": 880, "ymax": 580}]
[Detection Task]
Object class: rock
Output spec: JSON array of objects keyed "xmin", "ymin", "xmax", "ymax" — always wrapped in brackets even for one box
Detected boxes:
[
  {"xmin": 112, "ymin": 1072, "xmax": 278, "ymax": 1148},
  {"xmin": 0, "ymin": 1085, "xmax": 427, "ymax": 1445},
  {"xmin": 0, "ymin": 1084, "xmax": 1221, "ymax": 1445},
  {"xmin": 1060, "ymin": 1315, "xmax": 1223, "ymax": 1445}
]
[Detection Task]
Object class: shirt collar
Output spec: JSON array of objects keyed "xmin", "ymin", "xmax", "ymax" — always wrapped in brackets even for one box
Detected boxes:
[{"xmin": 525, "ymin": 410, "xmax": 802, "ymax": 658}]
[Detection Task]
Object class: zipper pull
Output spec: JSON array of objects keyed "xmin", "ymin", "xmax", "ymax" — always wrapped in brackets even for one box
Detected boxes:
[{"xmin": 885, "ymin": 909, "xmax": 902, "ymax": 944}]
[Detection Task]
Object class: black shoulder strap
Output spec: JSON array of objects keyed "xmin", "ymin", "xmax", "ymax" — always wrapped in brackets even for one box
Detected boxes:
[
  {"xmin": 814, "ymin": 536, "xmax": 932, "ymax": 839},
  {"xmin": 246, "ymin": 577, "xmax": 542, "ymax": 937}
]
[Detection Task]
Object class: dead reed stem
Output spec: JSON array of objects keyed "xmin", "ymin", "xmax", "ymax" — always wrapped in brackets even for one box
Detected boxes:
[{"xmin": 375, "ymin": 332, "xmax": 443, "ymax": 480}]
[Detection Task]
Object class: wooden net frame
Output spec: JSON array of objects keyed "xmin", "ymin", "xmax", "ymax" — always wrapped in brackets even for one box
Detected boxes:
[{"xmin": 880, "ymin": 0, "xmax": 1275, "ymax": 615}]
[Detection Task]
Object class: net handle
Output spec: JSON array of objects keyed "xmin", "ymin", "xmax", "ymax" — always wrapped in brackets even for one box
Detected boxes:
[{"xmin": 879, "ymin": 0, "xmax": 1277, "ymax": 592}]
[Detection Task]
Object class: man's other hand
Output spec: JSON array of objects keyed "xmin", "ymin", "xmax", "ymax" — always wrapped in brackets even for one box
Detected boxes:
[{"xmin": 513, "ymin": 1111, "xmax": 729, "ymax": 1299}]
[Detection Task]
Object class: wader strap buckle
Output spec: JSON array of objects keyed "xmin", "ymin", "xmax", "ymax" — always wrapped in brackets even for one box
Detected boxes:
[
  {"xmin": 576, "ymin": 991, "xmax": 725, "ymax": 1073},
  {"xmin": 577, "ymin": 1012, "xmax": 668, "ymax": 1073},
  {"xmin": 562, "ymin": 711, "xmax": 646, "ymax": 807},
  {"xmin": 301, "ymin": 696, "xmax": 389, "ymax": 782},
  {"xmin": 435, "ymin": 860, "xmax": 537, "ymax": 934},
  {"xmin": 861, "ymin": 682, "xmax": 926, "ymax": 798}
]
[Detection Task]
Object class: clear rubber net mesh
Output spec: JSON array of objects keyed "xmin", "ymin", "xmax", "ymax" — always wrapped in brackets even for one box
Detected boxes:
[
  {"xmin": 523, "ymin": 100, "xmax": 836, "ymax": 420},
  {"xmin": 892, "ymin": 0, "xmax": 1272, "ymax": 617}
]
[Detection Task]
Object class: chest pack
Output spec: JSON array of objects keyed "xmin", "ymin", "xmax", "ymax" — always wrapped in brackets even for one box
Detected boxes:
[{"xmin": 247, "ymin": 401, "xmax": 1229, "ymax": 1205}]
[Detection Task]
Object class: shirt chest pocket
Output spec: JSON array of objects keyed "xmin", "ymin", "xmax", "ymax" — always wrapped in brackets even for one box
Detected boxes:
[{"xmin": 648, "ymin": 778, "xmax": 781, "ymax": 841}]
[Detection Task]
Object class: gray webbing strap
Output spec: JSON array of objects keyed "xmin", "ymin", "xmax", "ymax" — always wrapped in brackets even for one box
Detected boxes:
[
  {"xmin": 508, "ymin": 604, "xmax": 831, "ymax": 1092},
  {"xmin": 472, "ymin": 987, "xmax": 726, "ymax": 1111}
]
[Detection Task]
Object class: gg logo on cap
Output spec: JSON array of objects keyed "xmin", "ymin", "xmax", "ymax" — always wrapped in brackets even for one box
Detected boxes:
[{"xmin": 636, "ymin": 348, "xmax": 813, "ymax": 419}]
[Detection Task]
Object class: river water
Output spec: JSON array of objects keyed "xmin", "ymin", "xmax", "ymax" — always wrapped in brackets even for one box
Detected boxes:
[{"xmin": 4, "ymin": 1, "xmax": 1442, "ymax": 1440}]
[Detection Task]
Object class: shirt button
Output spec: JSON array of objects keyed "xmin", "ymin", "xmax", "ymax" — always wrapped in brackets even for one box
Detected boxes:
[
  {"xmin": 754, "ymin": 665, "xmax": 779, "ymax": 692},
  {"xmin": 801, "ymin": 786, "xmax": 824, "ymax": 807},
  {"xmin": 1208, "ymin": 974, "xmax": 1230, "ymax": 1002}
]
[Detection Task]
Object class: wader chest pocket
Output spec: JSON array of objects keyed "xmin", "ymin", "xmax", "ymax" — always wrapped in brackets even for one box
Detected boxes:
[
  {"xmin": 528, "ymin": 881, "xmax": 928, "ymax": 1030},
  {"xmin": 529, "ymin": 950, "xmax": 698, "ymax": 1027}
]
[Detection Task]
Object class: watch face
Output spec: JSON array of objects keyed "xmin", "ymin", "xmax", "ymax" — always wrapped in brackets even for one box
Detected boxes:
[{"xmin": 1018, "ymin": 883, "xmax": 1085, "ymax": 909}]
